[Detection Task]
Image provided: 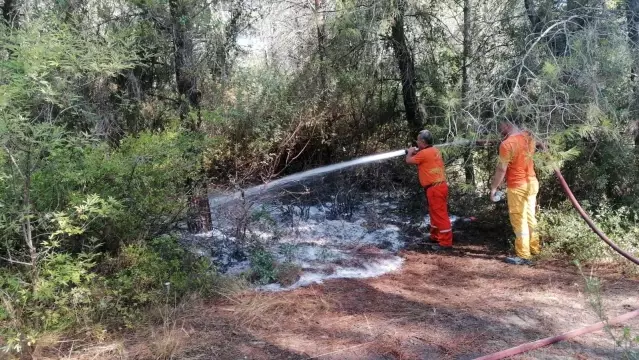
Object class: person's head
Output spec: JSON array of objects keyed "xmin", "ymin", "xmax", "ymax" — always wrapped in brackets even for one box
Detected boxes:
[
  {"xmin": 498, "ymin": 121, "xmax": 513, "ymax": 137},
  {"xmin": 416, "ymin": 129, "xmax": 433, "ymax": 149},
  {"xmin": 499, "ymin": 114, "xmax": 521, "ymax": 138}
]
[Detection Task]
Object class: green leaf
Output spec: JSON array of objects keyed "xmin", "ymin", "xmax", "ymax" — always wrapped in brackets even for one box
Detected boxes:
[{"xmin": 542, "ymin": 61, "xmax": 559, "ymax": 79}]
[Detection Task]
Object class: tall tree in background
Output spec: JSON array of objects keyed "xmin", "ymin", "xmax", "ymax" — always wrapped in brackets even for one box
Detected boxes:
[
  {"xmin": 314, "ymin": 0, "xmax": 327, "ymax": 101},
  {"xmin": 170, "ymin": 0, "xmax": 201, "ymax": 130},
  {"xmin": 2, "ymin": 0, "xmax": 18, "ymax": 26},
  {"xmin": 213, "ymin": 0, "xmax": 245, "ymax": 80},
  {"xmin": 628, "ymin": 0, "xmax": 639, "ymax": 150},
  {"xmin": 462, "ymin": 0, "xmax": 475, "ymax": 185},
  {"xmin": 390, "ymin": 0, "xmax": 423, "ymax": 135}
]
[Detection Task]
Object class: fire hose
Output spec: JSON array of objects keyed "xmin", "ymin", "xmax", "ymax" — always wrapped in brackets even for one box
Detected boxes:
[
  {"xmin": 553, "ymin": 168, "xmax": 639, "ymax": 266},
  {"xmin": 473, "ymin": 309, "xmax": 639, "ymax": 360},
  {"xmin": 469, "ymin": 139, "xmax": 639, "ymax": 359},
  {"xmin": 472, "ymin": 138, "xmax": 639, "ymax": 265}
]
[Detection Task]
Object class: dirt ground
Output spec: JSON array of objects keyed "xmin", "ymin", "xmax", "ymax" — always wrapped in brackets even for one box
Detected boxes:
[{"xmin": 64, "ymin": 225, "xmax": 639, "ymax": 360}]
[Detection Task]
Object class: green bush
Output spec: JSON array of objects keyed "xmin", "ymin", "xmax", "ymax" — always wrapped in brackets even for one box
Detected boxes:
[
  {"xmin": 539, "ymin": 201, "xmax": 639, "ymax": 262},
  {"xmin": 0, "ymin": 17, "xmax": 212, "ymax": 356},
  {"xmin": 0, "ymin": 235, "xmax": 216, "ymax": 354},
  {"xmin": 1, "ymin": 16, "xmax": 204, "ymax": 255},
  {"xmin": 77, "ymin": 128, "xmax": 205, "ymax": 245},
  {"xmin": 108, "ymin": 235, "xmax": 216, "ymax": 315},
  {"xmin": 9, "ymin": 127, "xmax": 205, "ymax": 255},
  {"xmin": 248, "ymin": 248, "xmax": 277, "ymax": 285},
  {"xmin": 547, "ymin": 139, "xmax": 639, "ymax": 210},
  {"xmin": 0, "ymin": 250, "xmax": 101, "ymax": 353}
]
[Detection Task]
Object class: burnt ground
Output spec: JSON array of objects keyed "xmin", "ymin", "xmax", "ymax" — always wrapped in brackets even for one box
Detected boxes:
[{"xmin": 60, "ymin": 220, "xmax": 638, "ymax": 360}]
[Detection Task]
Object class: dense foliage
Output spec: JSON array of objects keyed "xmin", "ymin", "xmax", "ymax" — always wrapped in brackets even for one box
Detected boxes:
[{"xmin": 1, "ymin": 0, "xmax": 639, "ymax": 356}]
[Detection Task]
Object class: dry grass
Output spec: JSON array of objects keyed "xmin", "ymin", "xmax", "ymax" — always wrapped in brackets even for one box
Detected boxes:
[
  {"xmin": 369, "ymin": 337, "xmax": 408, "ymax": 359},
  {"xmin": 228, "ymin": 290, "xmax": 334, "ymax": 330},
  {"xmin": 27, "ymin": 340, "xmax": 126, "ymax": 360},
  {"xmin": 14, "ymin": 246, "xmax": 639, "ymax": 360},
  {"xmin": 47, "ymin": 295, "xmax": 201, "ymax": 360},
  {"xmin": 65, "ymin": 343, "xmax": 125, "ymax": 360},
  {"xmin": 19, "ymin": 325, "xmax": 119, "ymax": 360},
  {"xmin": 66, "ymin": 343, "xmax": 126, "ymax": 360},
  {"xmin": 149, "ymin": 327, "xmax": 189, "ymax": 360},
  {"xmin": 144, "ymin": 294, "xmax": 203, "ymax": 360},
  {"xmin": 275, "ymin": 263, "xmax": 302, "ymax": 287}
]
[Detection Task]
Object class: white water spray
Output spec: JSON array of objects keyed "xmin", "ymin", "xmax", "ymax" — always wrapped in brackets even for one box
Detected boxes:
[
  {"xmin": 243, "ymin": 149, "xmax": 405, "ymax": 195},
  {"xmin": 209, "ymin": 140, "xmax": 472, "ymax": 205},
  {"xmin": 200, "ymin": 140, "xmax": 474, "ymax": 291}
]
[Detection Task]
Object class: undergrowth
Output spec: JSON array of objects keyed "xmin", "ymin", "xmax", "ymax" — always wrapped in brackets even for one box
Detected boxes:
[
  {"xmin": 540, "ymin": 202, "xmax": 639, "ymax": 267},
  {"xmin": 578, "ymin": 261, "xmax": 639, "ymax": 359},
  {"xmin": 0, "ymin": 235, "xmax": 218, "ymax": 357}
]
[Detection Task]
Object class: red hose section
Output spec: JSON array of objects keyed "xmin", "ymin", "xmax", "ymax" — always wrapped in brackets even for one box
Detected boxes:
[
  {"xmin": 469, "ymin": 139, "xmax": 639, "ymax": 359},
  {"xmin": 473, "ymin": 138, "xmax": 639, "ymax": 265},
  {"xmin": 553, "ymin": 168, "xmax": 639, "ymax": 265},
  {"xmin": 472, "ymin": 309, "xmax": 639, "ymax": 360}
]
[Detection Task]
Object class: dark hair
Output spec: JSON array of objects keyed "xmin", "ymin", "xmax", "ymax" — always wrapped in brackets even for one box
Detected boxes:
[{"xmin": 418, "ymin": 129, "xmax": 433, "ymax": 146}]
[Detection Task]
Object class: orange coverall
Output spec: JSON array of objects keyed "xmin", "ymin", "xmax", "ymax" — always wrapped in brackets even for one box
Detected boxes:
[{"xmin": 413, "ymin": 146, "xmax": 453, "ymax": 247}]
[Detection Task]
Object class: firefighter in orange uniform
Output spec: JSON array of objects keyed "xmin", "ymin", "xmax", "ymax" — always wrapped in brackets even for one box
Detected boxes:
[
  {"xmin": 406, "ymin": 130, "xmax": 453, "ymax": 250},
  {"xmin": 489, "ymin": 119, "xmax": 539, "ymax": 265}
]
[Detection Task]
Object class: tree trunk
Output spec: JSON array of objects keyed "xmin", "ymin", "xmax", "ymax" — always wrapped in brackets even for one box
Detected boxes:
[
  {"xmin": 628, "ymin": 0, "xmax": 639, "ymax": 85},
  {"xmin": 213, "ymin": 0, "xmax": 243, "ymax": 80},
  {"xmin": 22, "ymin": 149, "xmax": 37, "ymax": 280},
  {"xmin": 629, "ymin": 0, "xmax": 639, "ymax": 154},
  {"xmin": 315, "ymin": 0, "xmax": 327, "ymax": 100},
  {"xmin": 461, "ymin": 0, "xmax": 471, "ymax": 106},
  {"xmin": 523, "ymin": 0, "xmax": 568, "ymax": 56},
  {"xmin": 169, "ymin": 0, "xmax": 205, "ymax": 232},
  {"xmin": 169, "ymin": 0, "xmax": 201, "ymax": 131},
  {"xmin": 567, "ymin": 0, "xmax": 589, "ymax": 29},
  {"xmin": 2, "ymin": 0, "xmax": 18, "ymax": 26},
  {"xmin": 523, "ymin": 0, "xmax": 542, "ymax": 33},
  {"xmin": 390, "ymin": 0, "xmax": 423, "ymax": 135},
  {"xmin": 461, "ymin": 0, "xmax": 475, "ymax": 185}
]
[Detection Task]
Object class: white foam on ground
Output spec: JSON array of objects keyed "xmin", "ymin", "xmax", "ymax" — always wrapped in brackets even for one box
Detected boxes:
[
  {"xmin": 289, "ymin": 244, "xmax": 346, "ymax": 263},
  {"xmin": 186, "ymin": 197, "xmax": 436, "ymax": 291},
  {"xmin": 308, "ymin": 206, "xmax": 326, "ymax": 219},
  {"xmin": 277, "ymin": 219, "xmax": 403, "ymax": 251},
  {"xmin": 258, "ymin": 256, "xmax": 404, "ymax": 291}
]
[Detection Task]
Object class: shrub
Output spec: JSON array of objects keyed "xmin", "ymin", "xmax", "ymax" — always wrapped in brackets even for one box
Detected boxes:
[
  {"xmin": 0, "ymin": 250, "xmax": 101, "ymax": 354},
  {"xmin": 62, "ymin": 128, "xmax": 205, "ymax": 249},
  {"xmin": 248, "ymin": 248, "xmax": 277, "ymax": 285},
  {"xmin": 0, "ymin": 235, "xmax": 216, "ymax": 355},
  {"xmin": 107, "ymin": 235, "xmax": 216, "ymax": 316},
  {"xmin": 539, "ymin": 201, "xmax": 639, "ymax": 262}
]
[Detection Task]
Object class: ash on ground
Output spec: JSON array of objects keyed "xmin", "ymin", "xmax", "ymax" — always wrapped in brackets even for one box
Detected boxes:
[{"xmin": 181, "ymin": 192, "xmax": 465, "ymax": 291}]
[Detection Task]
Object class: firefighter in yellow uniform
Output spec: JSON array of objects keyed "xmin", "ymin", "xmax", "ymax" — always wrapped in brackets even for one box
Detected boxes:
[{"xmin": 490, "ymin": 120, "xmax": 540, "ymax": 265}]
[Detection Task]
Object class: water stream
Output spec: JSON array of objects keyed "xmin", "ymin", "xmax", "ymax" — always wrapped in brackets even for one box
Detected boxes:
[
  {"xmin": 209, "ymin": 140, "xmax": 470, "ymax": 207},
  {"xmin": 195, "ymin": 141, "xmax": 472, "ymax": 291}
]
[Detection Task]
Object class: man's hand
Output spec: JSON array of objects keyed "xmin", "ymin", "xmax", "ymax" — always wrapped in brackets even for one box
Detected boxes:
[
  {"xmin": 490, "ymin": 162, "xmax": 507, "ymax": 196},
  {"xmin": 405, "ymin": 147, "xmax": 419, "ymax": 164},
  {"xmin": 489, "ymin": 188, "xmax": 497, "ymax": 201}
]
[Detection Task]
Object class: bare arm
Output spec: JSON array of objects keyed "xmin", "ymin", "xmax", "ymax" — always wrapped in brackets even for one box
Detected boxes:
[
  {"xmin": 490, "ymin": 163, "xmax": 507, "ymax": 192},
  {"xmin": 490, "ymin": 143, "xmax": 509, "ymax": 200}
]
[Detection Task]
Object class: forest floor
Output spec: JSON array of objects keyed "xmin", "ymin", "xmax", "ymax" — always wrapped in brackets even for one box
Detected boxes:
[{"xmin": 62, "ymin": 222, "xmax": 639, "ymax": 360}]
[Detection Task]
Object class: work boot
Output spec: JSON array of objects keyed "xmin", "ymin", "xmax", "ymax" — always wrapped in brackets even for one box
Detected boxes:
[
  {"xmin": 504, "ymin": 256, "xmax": 534, "ymax": 266},
  {"xmin": 430, "ymin": 244, "xmax": 453, "ymax": 251},
  {"xmin": 424, "ymin": 235, "xmax": 438, "ymax": 245}
]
